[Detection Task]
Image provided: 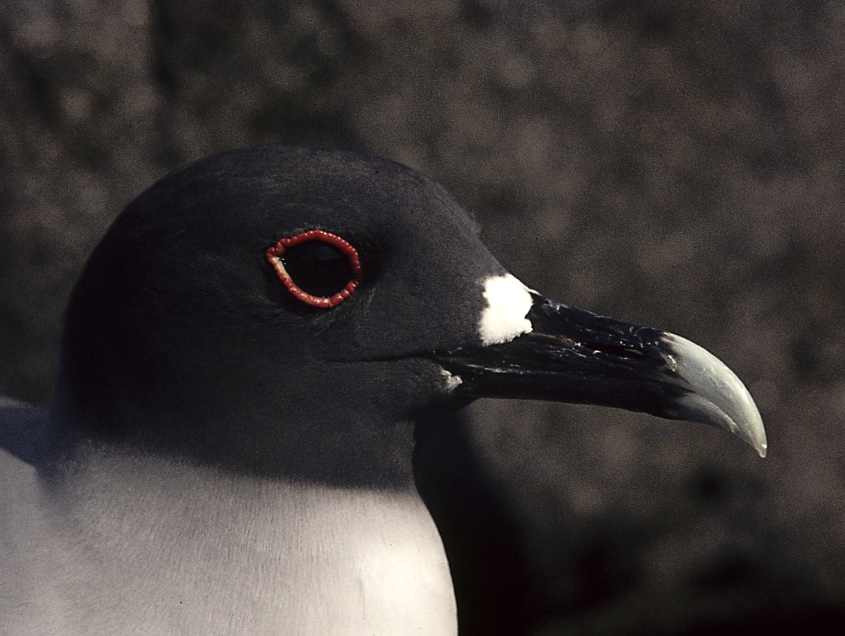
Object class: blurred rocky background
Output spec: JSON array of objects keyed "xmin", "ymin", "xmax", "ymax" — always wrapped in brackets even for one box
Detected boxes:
[{"xmin": 2, "ymin": 1, "xmax": 843, "ymax": 634}]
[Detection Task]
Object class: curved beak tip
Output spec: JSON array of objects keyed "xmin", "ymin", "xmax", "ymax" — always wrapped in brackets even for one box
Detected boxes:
[{"xmin": 663, "ymin": 333, "xmax": 768, "ymax": 458}]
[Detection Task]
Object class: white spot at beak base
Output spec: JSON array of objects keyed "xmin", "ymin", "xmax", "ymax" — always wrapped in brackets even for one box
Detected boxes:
[{"xmin": 478, "ymin": 274, "xmax": 534, "ymax": 346}]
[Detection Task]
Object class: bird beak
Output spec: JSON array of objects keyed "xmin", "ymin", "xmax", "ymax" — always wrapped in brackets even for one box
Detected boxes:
[{"xmin": 436, "ymin": 293, "xmax": 767, "ymax": 457}]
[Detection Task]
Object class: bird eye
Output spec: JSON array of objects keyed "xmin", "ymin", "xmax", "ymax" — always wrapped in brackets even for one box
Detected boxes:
[{"xmin": 265, "ymin": 229, "xmax": 362, "ymax": 308}]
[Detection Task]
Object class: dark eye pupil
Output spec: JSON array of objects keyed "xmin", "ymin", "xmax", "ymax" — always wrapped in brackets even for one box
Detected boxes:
[{"xmin": 282, "ymin": 241, "xmax": 353, "ymax": 297}]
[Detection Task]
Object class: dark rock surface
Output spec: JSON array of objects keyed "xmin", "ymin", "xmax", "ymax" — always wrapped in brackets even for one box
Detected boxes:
[{"xmin": 2, "ymin": 1, "xmax": 844, "ymax": 633}]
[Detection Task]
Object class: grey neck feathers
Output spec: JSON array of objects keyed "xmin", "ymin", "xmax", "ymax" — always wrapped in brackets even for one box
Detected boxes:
[{"xmin": 50, "ymin": 375, "xmax": 420, "ymax": 491}]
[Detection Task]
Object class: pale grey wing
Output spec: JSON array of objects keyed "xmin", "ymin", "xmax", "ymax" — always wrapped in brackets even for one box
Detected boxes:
[{"xmin": 1, "ymin": 399, "xmax": 57, "ymax": 634}]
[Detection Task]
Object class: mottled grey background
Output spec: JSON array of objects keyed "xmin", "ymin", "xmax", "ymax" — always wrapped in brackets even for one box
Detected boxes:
[{"xmin": 2, "ymin": 1, "xmax": 843, "ymax": 634}]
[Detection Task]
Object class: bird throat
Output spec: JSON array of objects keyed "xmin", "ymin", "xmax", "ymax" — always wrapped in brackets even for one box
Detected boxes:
[{"xmin": 51, "ymin": 379, "xmax": 422, "ymax": 490}]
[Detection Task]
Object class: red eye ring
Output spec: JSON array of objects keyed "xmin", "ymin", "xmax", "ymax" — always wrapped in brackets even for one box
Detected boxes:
[{"xmin": 265, "ymin": 229, "xmax": 362, "ymax": 308}]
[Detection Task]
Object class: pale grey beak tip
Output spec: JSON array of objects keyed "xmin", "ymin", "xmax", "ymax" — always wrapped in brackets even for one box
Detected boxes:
[{"xmin": 663, "ymin": 333, "xmax": 768, "ymax": 459}]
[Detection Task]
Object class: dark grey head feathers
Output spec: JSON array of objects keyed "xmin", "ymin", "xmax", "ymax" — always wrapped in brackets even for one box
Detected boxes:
[{"xmin": 57, "ymin": 146, "xmax": 502, "ymax": 484}]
